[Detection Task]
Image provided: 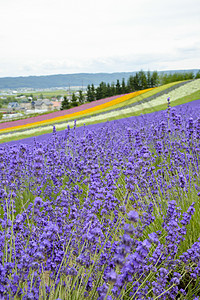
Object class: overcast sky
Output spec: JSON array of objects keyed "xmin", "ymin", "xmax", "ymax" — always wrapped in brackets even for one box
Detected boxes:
[{"xmin": 0, "ymin": 0, "xmax": 200, "ymax": 77}]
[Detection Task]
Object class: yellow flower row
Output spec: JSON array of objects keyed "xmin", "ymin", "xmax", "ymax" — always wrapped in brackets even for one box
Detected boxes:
[{"xmin": 0, "ymin": 88, "xmax": 153, "ymax": 134}]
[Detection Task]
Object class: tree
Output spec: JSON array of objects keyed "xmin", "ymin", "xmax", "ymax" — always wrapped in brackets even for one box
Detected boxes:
[
  {"xmin": 116, "ymin": 79, "xmax": 121, "ymax": 95},
  {"xmin": 106, "ymin": 83, "xmax": 112, "ymax": 97},
  {"xmin": 159, "ymin": 73, "xmax": 169, "ymax": 85},
  {"xmin": 110, "ymin": 82, "xmax": 116, "ymax": 95},
  {"xmin": 86, "ymin": 85, "xmax": 92, "ymax": 102},
  {"xmin": 195, "ymin": 70, "xmax": 200, "ymax": 79},
  {"xmin": 96, "ymin": 82, "xmax": 108, "ymax": 100},
  {"xmin": 91, "ymin": 84, "xmax": 96, "ymax": 101},
  {"xmin": 60, "ymin": 96, "xmax": 70, "ymax": 110},
  {"xmin": 133, "ymin": 73, "xmax": 139, "ymax": 91},
  {"xmin": 147, "ymin": 71, "xmax": 151, "ymax": 88},
  {"xmin": 96, "ymin": 86, "xmax": 102, "ymax": 100},
  {"xmin": 87, "ymin": 84, "xmax": 95, "ymax": 102},
  {"xmin": 121, "ymin": 78, "xmax": 126, "ymax": 94},
  {"xmin": 184, "ymin": 72, "xmax": 194, "ymax": 80},
  {"xmin": 101, "ymin": 82, "xmax": 108, "ymax": 98},
  {"xmin": 151, "ymin": 71, "xmax": 159, "ymax": 87},
  {"xmin": 78, "ymin": 90, "xmax": 84, "ymax": 104},
  {"xmin": 71, "ymin": 93, "xmax": 78, "ymax": 107},
  {"xmin": 127, "ymin": 76, "xmax": 134, "ymax": 92},
  {"xmin": 138, "ymin": 70, "xmax": 147, "ymax": 90}
]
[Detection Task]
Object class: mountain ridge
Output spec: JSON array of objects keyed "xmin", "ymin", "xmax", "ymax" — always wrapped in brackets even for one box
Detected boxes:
[{"xmin": 0, "ymin": 69, "xmax": 199, "ymax": 89}]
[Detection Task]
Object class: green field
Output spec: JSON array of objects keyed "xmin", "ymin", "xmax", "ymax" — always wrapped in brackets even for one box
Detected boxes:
[{"xmin": 20, "ymin": 89, "xmax": 70, "ymax": 98}]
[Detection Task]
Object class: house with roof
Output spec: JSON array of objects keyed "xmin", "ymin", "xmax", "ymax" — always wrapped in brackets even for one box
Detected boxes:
[
  {"xmin": 52, "ymin": 101, "xmax": 61, "ymax": 110},
  {"xmin": 7, "ymin": 102, "xmax": 21, "ymax": 112},
  {"xmin": 20, "ymin": 100, "xmax": 33, "ymax": 110},
  {"xmin": 34, "ymin": 99, "xmax": 53, "ymax": 111}
]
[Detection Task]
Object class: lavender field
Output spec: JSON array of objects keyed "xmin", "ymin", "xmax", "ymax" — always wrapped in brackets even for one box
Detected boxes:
[{"xmin": 0, "ymin": 99, "xmax": 200, "ymax": 299}]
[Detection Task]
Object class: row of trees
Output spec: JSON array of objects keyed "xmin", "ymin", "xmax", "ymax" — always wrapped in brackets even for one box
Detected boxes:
[
  {"xmin": 60, "ymin": 70, "xmax": 159, "ymax": 109},
  {"xmin": 87, "ymin": 71, "xmax": 159, "ymax": 102},
  {"xmin": 159, "ymin": 71, "xmax": 200, "ymax": 85},
  {"xmin": 60, "ymin": 91, "xmax": 84, "ymax": 110},
  {"xmin": 60, "ymin": 70, "xmax": 200, "ymax": 109},
  {"xmin": 86, "ymin": 70, "xmax": 200, "ymax": 103}
]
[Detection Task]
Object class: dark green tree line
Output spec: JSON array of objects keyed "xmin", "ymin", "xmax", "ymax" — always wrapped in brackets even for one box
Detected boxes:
[
  {"xmin": 159, "ymin": 71, "xmax": 196, "ymax": 85},
  {"xmin": 60, "ymin": 69, "xmax": 200, "ymax": 109},
  {"xmin": 86, "ymin": 71, "xmax": 159, "ymax": 102},
  {"xmin": 86, "ymin": 69, "xmax": 199, "ymax": 102}
]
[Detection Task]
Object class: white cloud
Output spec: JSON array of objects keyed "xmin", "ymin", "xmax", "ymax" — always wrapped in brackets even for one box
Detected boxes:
[{"xmin": 0, "ymin": 0, "xmax": 200, "ymax": 77}]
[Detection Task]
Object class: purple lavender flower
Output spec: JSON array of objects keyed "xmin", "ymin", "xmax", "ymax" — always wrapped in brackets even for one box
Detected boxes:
[{"xmin": 127, "ymin": 210, "xmax": 139, "ymax": 223}]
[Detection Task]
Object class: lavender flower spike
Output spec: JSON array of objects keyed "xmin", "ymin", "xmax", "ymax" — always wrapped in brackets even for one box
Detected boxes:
[{"xmin": 127, "ymin": 210, "xmax": 139, "ymax": 223}]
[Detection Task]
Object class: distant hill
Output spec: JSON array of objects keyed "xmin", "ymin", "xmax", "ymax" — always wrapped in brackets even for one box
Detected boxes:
[{"xmin": 0, "ymin": 70, "xmax": 199, "ymax": 89}]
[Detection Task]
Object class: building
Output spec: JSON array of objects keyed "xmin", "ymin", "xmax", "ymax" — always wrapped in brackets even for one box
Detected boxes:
[
  {"xmin": 52, "ymin": 101, "xmax": 61, "ymax": 110},
  {"xmin": 20, "ymin": 100, "xmax": 32, "ymax": 110},
  {"xmin": 7, "ymin": 102, "xmax": 21, "ymax": 112},
  {"xmin": 34, "ymin": 99, "xmax": 53, "ymax": 111}
]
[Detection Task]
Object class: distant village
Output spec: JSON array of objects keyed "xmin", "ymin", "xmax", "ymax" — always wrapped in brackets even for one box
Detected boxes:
[
  {"xmin": 7, "ymin": 96, "xmax": 63, "ymax": 112},
  {"xmin": 0, "ymin": 88, "xmax": 86, "ymax": 120}
]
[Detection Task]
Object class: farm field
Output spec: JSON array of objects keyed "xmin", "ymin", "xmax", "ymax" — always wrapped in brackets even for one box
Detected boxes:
[
  {"xmin": 0, "ymin": 89, "xmax": 153, "ymax": 134},
  {"xmin": 85, "ymin": 80, "xmax": 189, "ymax": 114},
  {"xmin": 0, "ymin": 89, "xmax": 153, "ymax": 143},
  {"xmin": 18, "ymin": 90, "xmax": 70, "ymax": 98},
  {"xmin": 0, "ymin": 95, "xmax": 200, "ymax": 299},
  {"xmin": 0, "ymin": 79, "xmax": 200, "ymax": 144}
]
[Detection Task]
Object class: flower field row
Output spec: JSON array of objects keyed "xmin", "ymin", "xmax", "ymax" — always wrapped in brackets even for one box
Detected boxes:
[
  {"xmin": 0, "ymin": 89, "xmax": 153, "ymax": 134},
  {"xmin": 1, "ymin": 80, "xmax": 199, "ymax": 144},
  {"xmin": 0, "ymin": 97, "xmax": 200, "ymax": 299},
  {"xmin": 0, "ymin": 95, "xmax": 121, "ymax": 130},
  {"xmin": 84, "ymin": 79, "xmax": 200, "ymax": 123},
  {"xmin": 90, "ymin": 80, "xmax": 189, "ymax": 114}
]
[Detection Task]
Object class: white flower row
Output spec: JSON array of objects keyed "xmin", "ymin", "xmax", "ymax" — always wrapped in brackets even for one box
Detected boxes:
[{"xmin": 72, "ymin": 79, "xmax": 200, "ymax": 123}]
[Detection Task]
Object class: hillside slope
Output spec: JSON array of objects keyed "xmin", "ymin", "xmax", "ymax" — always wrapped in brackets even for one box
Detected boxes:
[{"xmin": 0, "ymin": 79, "xmax": 200, "ymax": 143}]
